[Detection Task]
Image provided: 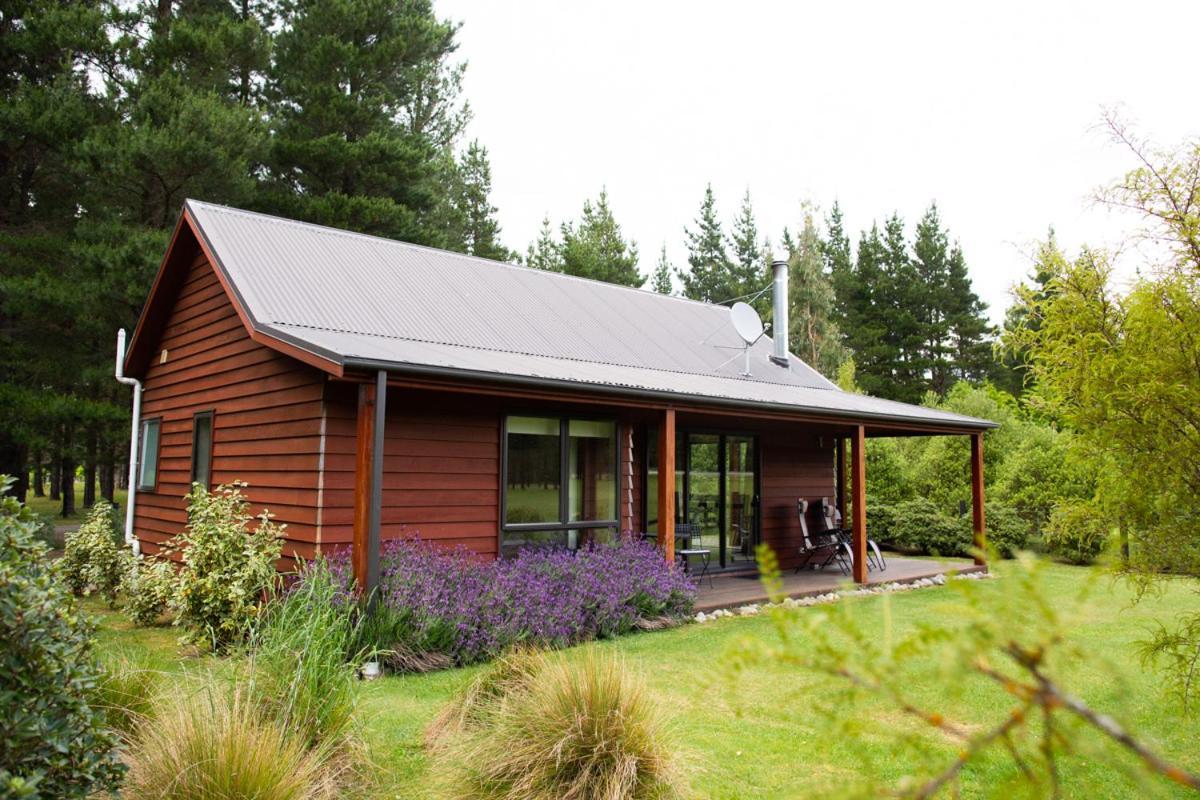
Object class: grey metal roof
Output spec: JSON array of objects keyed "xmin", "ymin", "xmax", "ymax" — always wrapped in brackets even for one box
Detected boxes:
[{"xmin": 186, "ymin": 199, "xmax": 995, "ymax": 431}]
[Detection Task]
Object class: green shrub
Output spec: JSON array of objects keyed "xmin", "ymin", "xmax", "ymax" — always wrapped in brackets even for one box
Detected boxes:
[
  {"xmin": 167, "ymin": 483, "xmax": 283, "ymax": 651},
  {"xmin": 984, "ymin": 502, "xmax": 1029, "ymax": 558},
  {"xmin": 430, "ymin": 649, "xmax": 681, "ymax": 800},
  {"xmin": 121, "ymin": 555, "xmax": 176, "ymax": 626},
  {"xmin": 123, "ymin": 683, "xmax": 341, "ymax": 800},
  {"xmin": 32, "ymin": 513, "xmax": 56, "ymax": 549},
  {"xmin": 61, "ymin": 503, "xmax": 127, "ymax": 606},
  {"xmin": 250, "ymin": 558, "xmax": 362, "ymax": 751},
  {"xmin": 874, "ymin": 498, "xmax": 971, "ymax": 557},
  {"xmin": 1045, "ymin": 501, "xmax": 1110, "ymax": 564},
  {"xmin": 0, "ymin": 478, "xmax": 125, "ymax": 798}
]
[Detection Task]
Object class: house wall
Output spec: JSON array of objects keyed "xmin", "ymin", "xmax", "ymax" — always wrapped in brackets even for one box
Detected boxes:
[
  {"xmin": 133, "ymin": 248, "xmax": 327, "ymax": 560},
  {"xmin": 321, "ymin": 383, "xmax": 504, "ymax": 558},
  {"xmin": 758, "ymin": 431, "xmax": 837, "ymax": 570}
]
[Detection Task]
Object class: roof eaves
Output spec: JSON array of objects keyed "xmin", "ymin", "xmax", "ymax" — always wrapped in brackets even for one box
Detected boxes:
[{"xmin": 341, "ymin": 355, "xmax": 1000, "ymax": 432}]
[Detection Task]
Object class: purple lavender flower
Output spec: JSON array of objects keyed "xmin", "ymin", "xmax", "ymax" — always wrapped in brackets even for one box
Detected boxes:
[{"xmin": 318, "ymin": 536, "xmax": 696, "ymax": 667}]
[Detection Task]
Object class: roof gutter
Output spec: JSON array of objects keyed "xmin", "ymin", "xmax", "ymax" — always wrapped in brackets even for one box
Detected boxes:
[{"xmin": 340, "ymin": 357, "xmax": 999, "ymax": 433}]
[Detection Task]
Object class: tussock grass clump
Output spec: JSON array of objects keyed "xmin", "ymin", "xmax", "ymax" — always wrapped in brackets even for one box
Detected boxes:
[
  {"xmin": 93, "ymin": 654, "xmax": 159, "ymax": 739},
  {"xmin": 430, "ymin": 649, "xmax": 683, "ymax": 800},
  {"xmin": 123, "ymin": 684, "xmax": 341, "ymax": 800}
]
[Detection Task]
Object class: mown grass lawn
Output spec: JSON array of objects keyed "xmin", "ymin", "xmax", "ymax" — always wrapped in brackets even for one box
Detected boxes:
[{"xmin": 91, "ymin": 563, "xmax": 1200, "ymax": 799}]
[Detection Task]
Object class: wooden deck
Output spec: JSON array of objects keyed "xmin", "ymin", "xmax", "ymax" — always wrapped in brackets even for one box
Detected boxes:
[{"xmin": 694, "ymin": 556, "xmax": 986, "ymax": 612}]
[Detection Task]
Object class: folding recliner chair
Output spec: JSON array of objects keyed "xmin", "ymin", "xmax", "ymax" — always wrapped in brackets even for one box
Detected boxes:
[{"xmin": 818, "ymin": 497, "xmax": 887, "ymax": 572}]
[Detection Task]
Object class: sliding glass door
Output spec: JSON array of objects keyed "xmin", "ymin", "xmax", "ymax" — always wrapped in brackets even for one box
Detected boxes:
[{"xmin": 646, "ymin": 429, "xmax": 759, "ymax": 570}]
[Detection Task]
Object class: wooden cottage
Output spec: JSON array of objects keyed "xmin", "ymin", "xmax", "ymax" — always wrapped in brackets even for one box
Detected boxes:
[{"xmin": 121, "ymin": 200, "xmax": 996, "ymax": 591}]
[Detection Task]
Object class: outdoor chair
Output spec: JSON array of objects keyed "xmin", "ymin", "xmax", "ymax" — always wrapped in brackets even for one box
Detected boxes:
[
  {"xmin": 818, "ymin": 497, "xmax": 887, "ymax": 573},
  {"xmin": 795, "ymin": 498, "xmax": 851, "ymax": 575},
  {"xmin": 674, "ymin": 522, "xmax": 713, "ymax": 587}
]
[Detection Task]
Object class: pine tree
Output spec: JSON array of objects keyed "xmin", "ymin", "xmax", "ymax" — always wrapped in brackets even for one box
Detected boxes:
[
  {"xmin": 559, "ymin": 189, "xmax": 642, "ymax": 286},
  {"xmin": 446, "ymin": 140, "xmax": 511, "ymax": 261},
  {"xmin": 524, "ymin": 216, "xmax": 562, "ymax": 272},
  {"xmin": 679, "ymin": 184, "xmax": 735, "ymax": 303},
  {"xmin": 945, "ymin": 243, "xmax": 995, "ymax": 383},
  {"xmin": 264, "ymin": 0, "xmax": 460, "ymax": 244},
  {"xmin": 651, "ymin": 244, "xmax": 674, "ymax": 294},
  {"xmin": 823, "ymin": 201, "xmax": 854, "ymax": 332},
  {"xmin": 911, "ymin": 203, "xmax": 953, "ymax": 393},
  {"xmin": 788, "ymin": 209, "xmax": 846, "ymax": 377},
  {"xmin": 730, "ymin": 189, "xmax": 768, "ymax": 313},
  {"xmin": 879, "ymin": 213, "xmax": 924, "ymax": 402},
  {"xmin": 843, "ymin": 224, "xmax": 894, "ymax": 398}
]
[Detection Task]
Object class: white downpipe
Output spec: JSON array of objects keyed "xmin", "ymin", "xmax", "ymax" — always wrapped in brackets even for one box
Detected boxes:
[{"xmin": 114, "ymin": 329, "xmax": 142, "ymax": 556}]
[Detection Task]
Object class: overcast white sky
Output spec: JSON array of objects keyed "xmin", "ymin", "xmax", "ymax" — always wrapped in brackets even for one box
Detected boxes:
[{"xmin": 437, "ymin": 0, "xmax": 1198, "ymax": 323}]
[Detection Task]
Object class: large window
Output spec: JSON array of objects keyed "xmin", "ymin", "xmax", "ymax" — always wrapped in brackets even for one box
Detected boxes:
[
  {"xmin": 502, "ymin": 415, "xmax": 617, "ymax": 555},
  {"xmin": 137, "ymin": 418, "xmax": 161, "ymax": 491},
  {"xmin": 190, "ymin": 411, "xmax": 214, "ymax": 489}
]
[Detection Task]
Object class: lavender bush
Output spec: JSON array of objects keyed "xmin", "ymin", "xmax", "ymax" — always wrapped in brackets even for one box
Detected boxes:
[{"xmin": 325, "ymin": 537, "xmax": 695, "ymax": 668}]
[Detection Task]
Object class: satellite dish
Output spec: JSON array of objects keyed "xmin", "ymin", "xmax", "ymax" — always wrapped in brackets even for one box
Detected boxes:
[{"xmin": 730, "ymin": 302, "xmax": 764, "ymax": 344}]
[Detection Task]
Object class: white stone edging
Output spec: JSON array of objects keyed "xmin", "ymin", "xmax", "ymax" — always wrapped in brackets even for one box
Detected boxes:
[{"xmin": 692, "ymin": 570, "xmax": 995, "ymax": 623}]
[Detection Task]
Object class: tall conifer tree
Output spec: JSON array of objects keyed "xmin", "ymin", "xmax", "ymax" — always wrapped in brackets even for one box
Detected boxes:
[
  {"xmin": 730, "ymin": 189, "xmax": 768, "ymax": 313},
  {"xmin": 524, "ymin": 216, "xmax": 562, "ymax": 272},
  {"xmin": 265, "ymin": 0, "xmax": 459, "ymax": 243},
  {"xmin": 559, "ymin": 189, "xmax": 642, "ymax": 286},
  {"xmin": 787, "ymin": 209, "xmax": 846, "ymax": 377},
  {"xmin": 651, "ymin": 245, "xmax": 674, "ymax": 294},
  {"xmin": 679, "ymin": 184, "xmax": 734, "ymax": 303}
]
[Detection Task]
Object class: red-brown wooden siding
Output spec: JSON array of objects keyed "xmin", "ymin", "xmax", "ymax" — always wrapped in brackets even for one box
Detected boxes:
[
  {"xmin": 133, "ymin": 247, "xmax": 326, "ymax": 560},
  {"xmin": 321, "ymin": 383, "xmax": 502, "ymax": 558},
  {"xmin": 759, "ymin": 433, "xmax": 835, "ymax": 570}
]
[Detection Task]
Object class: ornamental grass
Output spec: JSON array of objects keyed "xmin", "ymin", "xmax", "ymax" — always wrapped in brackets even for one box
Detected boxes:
[
  {"xmin": 122, "ymin": 683, "xmax": 344, "ymax": 800},
  {"xmin": 429, "ymin": 649, "xmax": 683, "ymax": 800}
]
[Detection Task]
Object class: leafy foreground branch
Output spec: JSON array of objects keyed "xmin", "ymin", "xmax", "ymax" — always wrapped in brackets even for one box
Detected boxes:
[{"xmin": 734, "ymin": 547, "xmax": 1200, "ymax": 798}]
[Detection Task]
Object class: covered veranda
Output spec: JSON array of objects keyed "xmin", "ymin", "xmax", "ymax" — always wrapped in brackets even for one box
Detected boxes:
[{"xmin": 650, "ymin": 405, "xmax": 993, "ymax": 587}]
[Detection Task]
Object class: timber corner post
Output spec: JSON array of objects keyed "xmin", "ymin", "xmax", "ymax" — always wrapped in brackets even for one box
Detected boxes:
[
  {"xmin": 352, "ymin": 371, "xmax": 387, "ymax": 598},
  {"xmin": 971, "ymin": 431, "xmax": 987, "ymax": 569},
  {"xmin": 657, "ymin": 407, "xmax": 676, "ymax": 565},
  {"xmin": 851, "ymin": 424, "xmax": 868, "ymax": 584}
]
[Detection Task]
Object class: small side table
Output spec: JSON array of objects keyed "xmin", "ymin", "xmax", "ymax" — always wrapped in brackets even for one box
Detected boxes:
[{"xmin": 677, "ymin": 548, "xmax": 712, "ymax": 587}]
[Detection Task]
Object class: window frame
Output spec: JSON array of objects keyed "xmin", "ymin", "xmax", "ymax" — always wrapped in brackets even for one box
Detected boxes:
[
  {"xmin": 500, "ymin": 413, "xmax": 620, "ymax": 537},
  {"xmin": 190, "ymin": 410, "xmax": 215, "ymax": 490},
  {"xmin": 137, "ymin": 417, "xmax": 162, "ymax": 492}
]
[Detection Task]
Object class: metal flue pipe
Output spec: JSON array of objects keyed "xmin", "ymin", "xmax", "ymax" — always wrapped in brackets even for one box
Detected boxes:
[
  {"xmin": 770, "ymin": 259, "xmax": 790, "ymax": 366},
  {"xmin": 114, "ymin": 329, "xmax": 141, "ymax": 555}
]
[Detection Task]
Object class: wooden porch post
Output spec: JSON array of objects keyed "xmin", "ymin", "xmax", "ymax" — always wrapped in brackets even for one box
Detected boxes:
[
  {"xmin": 352, "ymin": 372, "xmax": 387, "ymax": 596},
  {"xmin": 657, "ymin": 408, "xmax": 676, "ymax": 564},
  {"xmin": 971, "ymin": 432, "xmax": 987, "ymax": 568},
  {"xmin": 835, "ymin": 437, "xmax": 847, "ymax": 524},
  {"xmin": 352, "ymin": 382, "xmax": 375, "ymax": 591},
  {"xmin": 851, "ymin": 425, "xmax": 868, "ymax": 584}
]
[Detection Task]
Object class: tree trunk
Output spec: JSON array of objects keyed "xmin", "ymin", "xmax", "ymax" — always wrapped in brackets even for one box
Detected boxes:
[
  {"xmin": 60, "ymin": 427, "xmax": 75, "ymax": 518},
  {"xmin": 33, "ymin": 451, "xmax": 45, "ymax": 497},
  {"xmin": 83, "ymin": 429, "xmax": 97, "ymax": 509},
  {"xmin": 0, "ymin": 434, "xmax": 27, "ymax": 501},
  {"xmin": 49, "ymin": 446, "xmax": 61, "ymax": 500},
  {"xmin": 100, "ymin": 445, "xmax": 115, "ymax": 503}
]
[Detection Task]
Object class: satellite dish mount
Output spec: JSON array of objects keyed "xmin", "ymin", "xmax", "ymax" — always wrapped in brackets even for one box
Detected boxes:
[{"xmin": 730, "ymin": 302, "xmax": 765, "ymax": 377}]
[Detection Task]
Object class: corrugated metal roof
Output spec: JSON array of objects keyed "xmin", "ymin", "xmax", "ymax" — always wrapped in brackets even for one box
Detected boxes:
[{"xmin": 186, "ymin": 199, "xmax": 996, "ymax": 431}]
